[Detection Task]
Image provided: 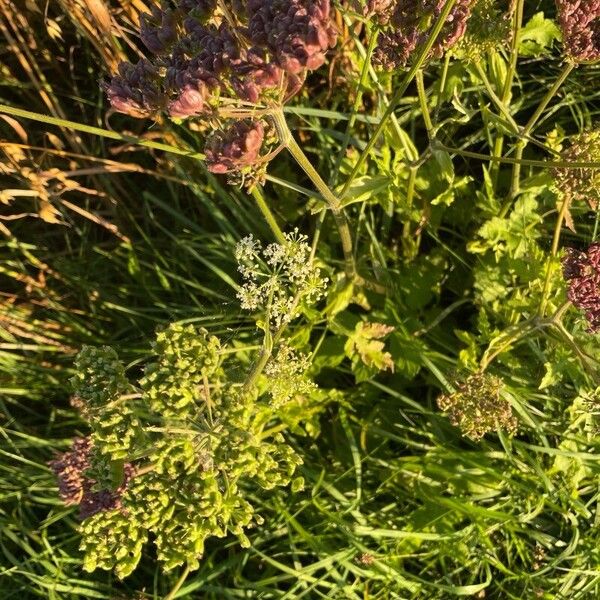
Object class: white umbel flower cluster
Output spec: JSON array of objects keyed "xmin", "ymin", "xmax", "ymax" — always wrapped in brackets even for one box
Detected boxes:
[{"xmin": 235, "ymin": 230, "xmax": 328, "ymax": 328}]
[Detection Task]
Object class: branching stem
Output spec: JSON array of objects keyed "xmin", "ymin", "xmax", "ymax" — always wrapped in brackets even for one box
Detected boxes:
[
  {"xmin": 505, "ymin": 62, "xmax": 575, "ymax": 213},
  {"xmin": 270, "ymin": 107, "xmax": 359, "ymax": 283}
]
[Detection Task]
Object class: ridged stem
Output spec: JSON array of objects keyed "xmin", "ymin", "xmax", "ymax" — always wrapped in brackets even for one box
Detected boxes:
[
  {"xmin": 250, "ymin": 185, "xmax": 286, "ymax": 244},
  {"xmin": 270, "ymin": 107, "xmax": 357, "ymax": 282},
  {"xmin": 505, "ymin": 62, "xmax": 576, "ymax": 213}
]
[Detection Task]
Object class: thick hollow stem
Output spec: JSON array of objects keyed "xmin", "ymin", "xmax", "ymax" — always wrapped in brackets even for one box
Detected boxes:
[{"xmin": 270, "ymin": 107, "xmax": 357, "ymax": 281}]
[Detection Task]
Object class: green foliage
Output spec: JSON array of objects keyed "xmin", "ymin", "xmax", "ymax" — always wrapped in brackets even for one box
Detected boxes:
[
  {"xmin": 3, "ymin": 0, "xmax": 600, "ymax": 598},
  {"xmin": 519, "ymin": 12, "xmax": 562, "ymax": 57}
]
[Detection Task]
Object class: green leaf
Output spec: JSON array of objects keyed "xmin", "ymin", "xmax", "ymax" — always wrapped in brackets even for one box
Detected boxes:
[
  {"xmin": 518, "ymin": 12, "xmax": 561, "ymax": 57},
  {"xmin": 345, "ymin": 321, "xmax": 395, "ymax": 381},
  {"xmin": 338, "ymin": 175, "xmax": 393, "ymax": 208}
]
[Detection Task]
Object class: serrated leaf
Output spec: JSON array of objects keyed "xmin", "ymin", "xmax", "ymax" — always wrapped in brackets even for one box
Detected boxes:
[
  {"xmin": 518, "ymin": 12, "xmax": 561, "ymax": 57},
  {"xmin": 345, "ymin": 321, "xmax": 395, "ymax": 380}
]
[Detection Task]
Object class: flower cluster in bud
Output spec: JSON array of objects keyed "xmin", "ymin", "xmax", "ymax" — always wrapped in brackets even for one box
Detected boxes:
[
  {"xmin": 247, "ymin": 0, "xmax": 337, "ymax": 75},
  {"xmin": 370, "ymin": 0, "xmax": 473, "ymax": 69},
  {"xmin": 140, "ymin": 323, "xmax": 222, "ymax": 420},
  {"xmin": 562, "ymin": 243, "xmax": 600, "ymax": 332},
  {"xmin": 552, "ymin": 130, "xmax": 600, "ymax": 210},
  {"xmin": 265, "ymin": 343, "xmax": 317, "ymax": 407},
  {"xmin": 71, "ymin": 346, "xmax": 139, "ymax": 460},
  {"xmin": 55, "ymin": 314, "xmax": 320, "ymax": 578},
  {"xmin": 235, "ymin": 229, "xmax": 328, "ymax": 329},
  {"xmin": 437, "ymin": 373, "xmax": 518, "ymax": 440},
  {"xmin": 451, "ymin": 0, "xmax": 512, "ymax": 61},
  {"xmin": 555, "ymin": 0, "xmax": 600, "ymax": 62},
  {"xmin": 205, "ymin": 118, "xmax": 271, "ymax": 186},
  {"xmin": 49, "ymin": 437, "xmax": 134, "ymax": 519}
]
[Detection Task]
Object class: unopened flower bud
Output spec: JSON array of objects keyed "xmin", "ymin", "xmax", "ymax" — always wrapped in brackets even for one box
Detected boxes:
[
  {"xmin": 140, "ymin": 4, "xmax": 180, "ymax": 55},
  {"xmin": 104, "ymin": 60, "xmax": 164, "ymax": 118},
  {"xmin": 168, "ymin": 83, "xmax": 210, "ymax": 117},
  {"xmin": 205, "ymin": 119, "xmax": 265, "ymax": 174}
]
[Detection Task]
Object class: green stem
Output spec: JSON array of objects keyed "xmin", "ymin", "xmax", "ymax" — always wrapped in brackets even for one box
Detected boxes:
[
  {"xmin": 538, "ymin": 195, "xmax": 571, "ymax": 316},
  {"xmin": 490, "ymin": 0, "xmax": 525, "ymax": 186},
  {"xmin": 474, "ymin": 63, "xmax": 520, "ymax": 133},
  {"xmin": 340, "ymin": 0, "xmax": 459, "ymax": 198},
  {"xmin": 242, "ymin": 338, "xmax": 274, "ymax": 393},
  {"xmin": 401, "ymin": 166, "xmax": 418, "ymax": 243},
  {"xmin": 0, "ymin": 103, "xmax": 206, "ymax": 160},
  {"xmin": 250, "ymin": 185, "xmax": 286, "ymax": 244},
  {"xmin": 435, "ymin": 143, "xmax": 600, "ymax": 169},
  {"xmin": 502, "ymin": 0, "xmax": 525, "ymax": 102},
  {"xmin": 330, "ymin": 28, "xmax": 379, "ymax": 187},
  {"xmin": 270, "ymin": 108, "xmax": 357, "ymax": 282},
  {"xmin": 433, "ymin": 53, "xmax": 451, "ymax": 122},
  {"xmin": 164, "ymin": 565, "xmax": 190, "ymax": 600},
  {"xmin": 416, "ymin": 70, "xmax": 434, "ymax": 140},
  {"xmin": 505, "ymin": 62, "xmax": 575, "ymax": 211}
]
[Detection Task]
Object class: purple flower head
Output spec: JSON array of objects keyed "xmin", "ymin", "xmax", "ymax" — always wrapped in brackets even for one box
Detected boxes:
[
  {"xmin": 168, "ymin": 83, "xmax": 210, "ymax": 117},
  {"xmin": 373, "ymin": 0, "xmax": 473, "ymax": 69},
  {"xmin": 556, "ymin": 0, "xmax": 600, "ymax": 62},
  {"xmin": 563, "ymin": 243, "xmax": 600, "ymax": 332},
  {"xmin": 247, "ymin": 0, "xmax": 338, "ymax": 75},
  {"xmin": 103, "ymin": 59, "xmax": 164, "ymax": 118},
  {"xmin": 231, "ymin": 47, "xmax": 285, "ymax": 102},
  {"xmin": 140, "ymin": 4, "xmax": 180, "ymax": 55},
  {"xmin": 49, "ymin": 437, "xmax": 135, "ymax": 519},
  {"xmin": 184, "ymin": 22, "xmax": 242, "ymax": 76},
  {"xmin": 205, "ymin": 119, "xmax": 265, "ymax": 174}
]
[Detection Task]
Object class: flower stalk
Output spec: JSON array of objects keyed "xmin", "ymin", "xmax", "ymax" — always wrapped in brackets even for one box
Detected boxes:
[{"xmin": 270, "ymin": 107, "xmax": 358, "ymax": 282}]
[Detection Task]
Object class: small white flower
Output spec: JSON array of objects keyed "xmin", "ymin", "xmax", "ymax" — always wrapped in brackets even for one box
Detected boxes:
[{"xmin": 234, "ymin": 230, "xmax": 328, "ymax": 328}]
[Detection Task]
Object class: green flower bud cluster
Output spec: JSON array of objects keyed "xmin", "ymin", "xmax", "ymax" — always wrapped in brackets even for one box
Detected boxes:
[
  {"xmin": 71, "ymin": 346, "xmax": 139, "ymax": 460},
  {"xmin": 140, "ymin": 323, "xmax": 222, "ymax": 419},
  {"xmin": 451, "ymin": 0, "xmax": 512, "ymax": 62},
  {"xmin": 62, "ymin": 321, "xmax": 317, "ymax": 579},
  {"xmin": 437, "ymin": 372, "xmax": 518, "ymax": 441},
  {"xmin": 265, "ymin": 343, "xmax": 317, "ymax": 408},
  {"xmin": 80, "ymin": 507, "xmax": 146, "ymax": 578}
]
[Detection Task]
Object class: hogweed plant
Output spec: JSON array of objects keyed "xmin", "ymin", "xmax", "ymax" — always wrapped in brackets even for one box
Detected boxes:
[{"xmin": 11, "ymin": 0, "xmax": 600, "ymax": 595}]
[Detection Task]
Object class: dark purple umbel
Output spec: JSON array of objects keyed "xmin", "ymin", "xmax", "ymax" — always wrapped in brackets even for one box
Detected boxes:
[
  {"xmin": 205, "ymin": 119, "xmax": 265, "ymax": 173},
  {"xmin": 555, "ymin": 0, "xmax": 600, "ymax": 62},
  {"xmin": 563, "ymin": 243, "xmax": 600, "ymax": 332}
]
